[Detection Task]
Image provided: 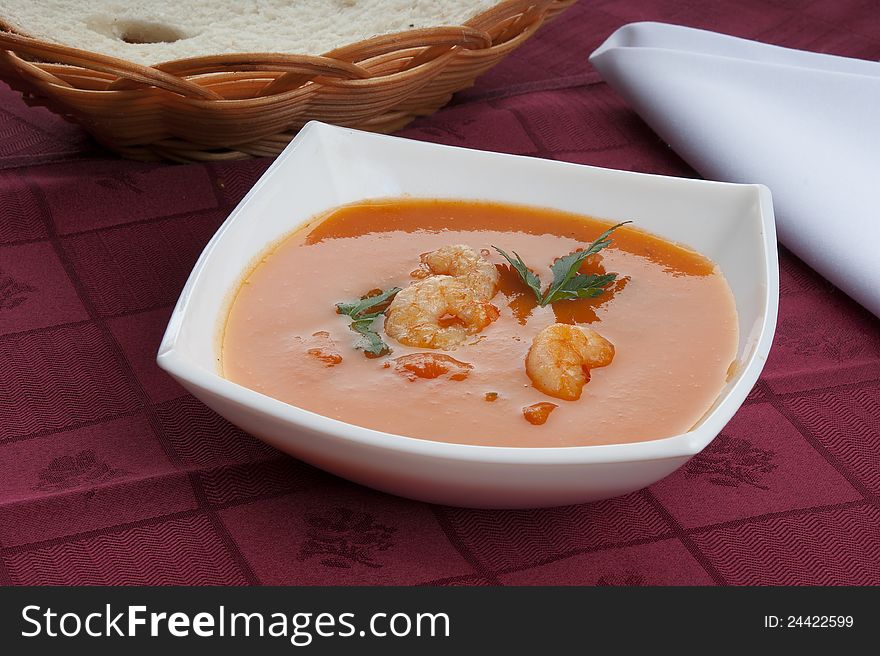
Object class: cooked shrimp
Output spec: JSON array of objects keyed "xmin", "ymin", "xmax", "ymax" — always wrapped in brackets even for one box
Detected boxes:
[
  {"xmin": 526, "ymin": 323, "xmax": 615, "ymax": 401},
  {"xmin": 420, "ymin": 244, "xmax": 500, "ymax": 301},
  {"xmin": 384, "ymin": 275, "xmax": 500, "ymax": 350}
]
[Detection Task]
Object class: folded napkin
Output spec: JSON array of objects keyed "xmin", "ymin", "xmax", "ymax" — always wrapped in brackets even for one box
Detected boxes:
[{"xmin": 591, "ymin": 22, "xmax": 880, "ymax": 318}]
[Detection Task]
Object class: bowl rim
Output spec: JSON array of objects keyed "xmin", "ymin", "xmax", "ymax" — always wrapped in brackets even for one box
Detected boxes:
[{"xmin": 157, "ymin": 121, "xmax": 779, "ymax": 466}]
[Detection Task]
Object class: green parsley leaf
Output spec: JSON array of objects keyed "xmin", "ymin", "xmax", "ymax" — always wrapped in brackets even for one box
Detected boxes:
[
  {"xmin": 547, "ymin": 272, "xmax": 618, "ymax": 301},
  {"xmin": 493, "ymin": 221, "xmax": 630, "ymax": 307},
  {"xmin": 335, "ymin": 287, "xmax": 400, "ymax": 318},
  {"xmin": 493, "ymin": 246, "xmax": 543, "ymax": 302},
  {"xmin": 335, "ymin": 287, "xmax": 401, "ymax": 357}
]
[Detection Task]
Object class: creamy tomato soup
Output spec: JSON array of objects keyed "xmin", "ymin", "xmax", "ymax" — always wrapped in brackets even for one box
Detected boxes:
[{"xmin": 222, "ymin": 199, "xmax": 738, "ymax": 447}]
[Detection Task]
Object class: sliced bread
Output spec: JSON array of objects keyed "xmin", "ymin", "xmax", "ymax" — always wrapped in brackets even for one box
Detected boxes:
[{"xmin": 0, "ymin": 0, "xmax": 500, "ymax": 66}]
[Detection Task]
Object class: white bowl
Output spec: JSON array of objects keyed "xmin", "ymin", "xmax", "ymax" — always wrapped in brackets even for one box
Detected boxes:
[{"xmin": 157, "ymin": 121, "xmax": 778, "ymax": 508}]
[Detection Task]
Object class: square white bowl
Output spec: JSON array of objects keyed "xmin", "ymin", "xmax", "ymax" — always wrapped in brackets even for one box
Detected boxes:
[{"xmin": 157, "ymin": 121, "xmax": 778, "ymax": 508}]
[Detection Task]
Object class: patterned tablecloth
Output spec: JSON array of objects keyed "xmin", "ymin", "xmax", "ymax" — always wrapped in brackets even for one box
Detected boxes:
[{"xmin": 1, "ymin": 0, "xmax": 878, "ymax": 586}]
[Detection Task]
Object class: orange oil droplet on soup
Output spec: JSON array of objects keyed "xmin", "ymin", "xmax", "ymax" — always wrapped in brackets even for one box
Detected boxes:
[{"xmin": 523, "ymin": 402, "xmax": 558, "ymax": 425}]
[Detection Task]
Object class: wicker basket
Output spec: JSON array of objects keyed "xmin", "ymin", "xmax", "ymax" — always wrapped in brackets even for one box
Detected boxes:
[{"xmin": 0, "ymin": 0, "xmax": 576, "ymax": 162}]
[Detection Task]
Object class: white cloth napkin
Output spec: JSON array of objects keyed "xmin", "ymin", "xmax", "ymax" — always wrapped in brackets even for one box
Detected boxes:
[{"xmin": 590, "ymin": 22, "xmax": 880, "ymax": 317}]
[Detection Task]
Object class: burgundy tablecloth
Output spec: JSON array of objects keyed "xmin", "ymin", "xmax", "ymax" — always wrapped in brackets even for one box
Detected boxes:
[{"xmin": 1, "ymin": 0, "xmax": 879, "ymax": 586}]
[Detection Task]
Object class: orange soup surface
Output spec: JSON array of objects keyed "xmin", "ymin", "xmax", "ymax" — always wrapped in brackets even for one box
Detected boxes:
[{"xmin": 222, "ymin": 199, "xmax": 738, "ymax": 447}]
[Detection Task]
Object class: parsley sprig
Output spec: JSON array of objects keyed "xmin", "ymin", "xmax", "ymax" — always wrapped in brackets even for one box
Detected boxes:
[
  {"xmin": 335, "ymin": 287, "xmax": 401, "ymax": 357},
  {"xmin": 494, "ymin": 222, "xmax": 630, "ymax": 307}
]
